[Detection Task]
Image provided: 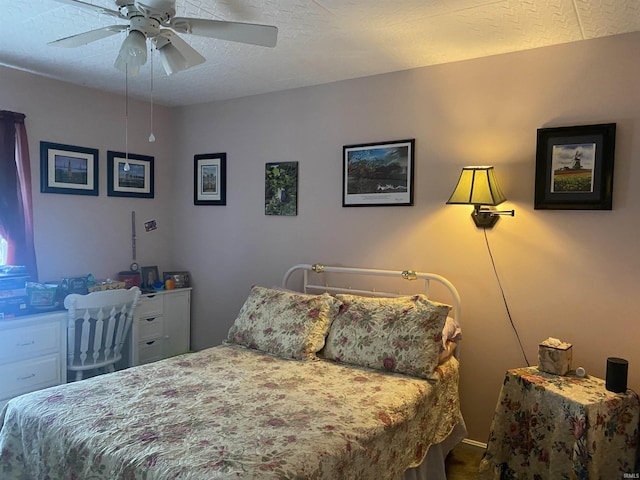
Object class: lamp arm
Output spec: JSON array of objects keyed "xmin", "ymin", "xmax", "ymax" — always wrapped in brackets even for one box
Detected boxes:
[{"xmin": 476, "ymin": 206, "xmax": 515, "ymax": 217}]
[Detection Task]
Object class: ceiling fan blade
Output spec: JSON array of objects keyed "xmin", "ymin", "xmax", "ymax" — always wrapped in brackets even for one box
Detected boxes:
[
  {"xmin": 169, "ymin": 18, "xmax": 278, "ymax": 47},
  {"xmin": 48, "ymin": 25, "xmax": 127, "ymax": 48},
  {"xmin": 51, "ymin": 0, "xmax": 125, "ymax": 20}
]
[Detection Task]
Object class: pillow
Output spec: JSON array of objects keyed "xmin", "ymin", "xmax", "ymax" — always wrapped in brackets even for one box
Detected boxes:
[
  {"xmin": 442, "ymin": 315, "xmax": 462, "ymax": 349},
  {"xmin": 323, "ymin": 294, "xmax": 451, "ymax": 379},
  {"xmin": 226, "ymin": 285, "xmax": 341, "ymax": 360}
]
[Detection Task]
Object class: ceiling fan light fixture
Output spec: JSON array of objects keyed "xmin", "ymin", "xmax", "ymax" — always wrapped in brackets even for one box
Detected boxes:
[
  {"xmin": 114, "ymin": 29, "xmax": 148, "ymax": 76},
  {"xmin": 158, "ymin": 42, "xmax": 188, "ymax": 75},
  {"xmin": 48, "ymin": 0, "xmax": 278, "ymax": 78}
]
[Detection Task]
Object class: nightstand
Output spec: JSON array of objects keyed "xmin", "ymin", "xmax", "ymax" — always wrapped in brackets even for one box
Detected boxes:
[{"xmin": 478, "ymin": 366, "xmax": 639, "ymax": 480}]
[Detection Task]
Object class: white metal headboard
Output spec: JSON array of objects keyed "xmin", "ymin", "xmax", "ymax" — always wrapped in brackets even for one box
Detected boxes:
[{"xmin": 282, "ymin": 263, "xmax": 461, "ymax": 324}]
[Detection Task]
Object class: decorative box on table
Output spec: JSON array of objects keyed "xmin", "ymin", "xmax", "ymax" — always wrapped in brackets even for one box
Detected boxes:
[
  {"xmin": 0, "ymin": 271, "xmax": 30, "ymax": 317},
  {"xmin": 26, "ymin": 282, "xmax": 60, "ymax": 310},
  {"xmin": 88, "ymin": 280, "xmax": 127, "ymax": 292},
  {"xmin": 59, "ymin": 276, "xmax": 89, "ymax": 296},
  {"xmin": 538, "ymin": 337, "xmax": 572, "ymax": 375}
]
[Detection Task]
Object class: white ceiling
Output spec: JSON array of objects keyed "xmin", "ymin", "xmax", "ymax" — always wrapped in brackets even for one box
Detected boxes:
[{"xmin": 2, "ymin": 0, "xmax": 640, "ymax": 107}]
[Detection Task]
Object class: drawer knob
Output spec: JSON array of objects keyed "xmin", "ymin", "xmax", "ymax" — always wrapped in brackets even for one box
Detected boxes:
[
  {"xmin": 16, "ymin": 341, "xmax": 35, "ymax": 347},
  {"xmin": 17, "ymin": 373, "xmax": 36, "ymax": 381}
]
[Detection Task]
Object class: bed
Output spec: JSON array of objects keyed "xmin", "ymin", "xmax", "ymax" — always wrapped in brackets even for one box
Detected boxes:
[{"xmin": 0, "ymin": 264, "xmax": 466, "ymax": 480}]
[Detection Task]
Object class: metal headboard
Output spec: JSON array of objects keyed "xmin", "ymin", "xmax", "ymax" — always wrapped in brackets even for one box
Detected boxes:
[{"xmin": 282, "ymin": 263, "xmax": 461, "ymax": 324}]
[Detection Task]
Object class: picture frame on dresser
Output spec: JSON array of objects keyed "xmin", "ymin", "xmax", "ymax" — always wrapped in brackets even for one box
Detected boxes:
[
  {"xmin": 107, "ymin": 151, "xmax": 154, "ymax": 198},
  {"xmin": 141, "ymin": 265, "xmax": 159, "ymax": 290},
  {"xmin": 342, "ymin": 139, "xmax": 415, "ymax": 207},
  {"xmin": 163, "ymin": 271, "xmax": 190, "ymax": 288},
  {"xmin": 534, "ymin": 123, "xmax": 616, "ymax": 210},
  {"xmin": 40, "ymin": 141, "xmax": 99, "ymax": 196},
  {"xmin": 194, "ymin": 153, "xmax": 226, "ymax": 205}
]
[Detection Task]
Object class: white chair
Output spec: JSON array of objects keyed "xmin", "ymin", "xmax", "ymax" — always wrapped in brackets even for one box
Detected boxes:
[{"xmin": 64, "ymin": 286, "xmax": 141, "ymax": 382}]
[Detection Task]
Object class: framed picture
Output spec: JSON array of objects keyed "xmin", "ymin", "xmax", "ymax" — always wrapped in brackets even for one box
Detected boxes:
[
  {"xmin": 194, "ymin": 153, "xmax": 226, "ymax": 205},
  {"xmin": 40, "ymin": 141, "xmax": 99, "ymax": 196},
  {"xmin": 141, "ymin": 265, "xmax": 159, "ymax": 290},
  {"xmin": 535, "ymin": 124, "xmax": 616, "ymax": 210},
  {"xmin": 265, "ymin": 162, "xmax": 298, "ymax": 216},
  {"xmin": 163, "ymin": 271, "xmax": 190, "ymax": 288},
  {"xmin": 107, "ymin": 151, "xmax": 154, "ymax": 198},
  {"xmin": 343, "ymin": 139, "xmax": 415, "ymax": 206}
]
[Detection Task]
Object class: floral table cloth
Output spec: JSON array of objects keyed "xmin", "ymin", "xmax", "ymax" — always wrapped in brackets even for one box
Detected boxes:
[
  {"xmin": 478, "ymin": 366, "xmax": 639, "ymax": 480},
  {"xmin": 0, "ymin": 343, "xmax": 464, "ymax": 479}
]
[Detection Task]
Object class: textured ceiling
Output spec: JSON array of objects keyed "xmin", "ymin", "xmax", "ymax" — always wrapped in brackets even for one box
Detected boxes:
[{"xmin": 2, "ymin": 0, "xmax": 640, "ymax": 107}]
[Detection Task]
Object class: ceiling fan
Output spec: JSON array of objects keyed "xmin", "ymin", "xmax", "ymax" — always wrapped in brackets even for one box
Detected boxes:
[{"xmin": 48, "ymin": 0, "xmax": 278, "ymax": 76}]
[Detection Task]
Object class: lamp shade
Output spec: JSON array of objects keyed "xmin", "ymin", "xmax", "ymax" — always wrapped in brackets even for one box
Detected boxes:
[
  {"xmin": 157, "ymin": 42, "xmax": 188, "ymax": 75},
  {"xmin": 446, "ymin": 166, "xmax": 507, "ymax": 206},
  {"xmin": 114, "ymin": 30, "xmax": 148, "ymax": 77}
]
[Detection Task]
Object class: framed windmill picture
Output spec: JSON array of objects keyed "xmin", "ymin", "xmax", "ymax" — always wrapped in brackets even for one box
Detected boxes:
[{"xmin": 534, "ymin": 124, "xmax": 615, "ymax": 210}]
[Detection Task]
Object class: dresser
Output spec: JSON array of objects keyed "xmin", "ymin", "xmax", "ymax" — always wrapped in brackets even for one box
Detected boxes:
[
  {"xmin": 126, "ymin": 288, "xmax": 192, "ymax": 366},
  {"xmin": 0, "ymin": 311, "xmax": 67, "ymax": 410}
]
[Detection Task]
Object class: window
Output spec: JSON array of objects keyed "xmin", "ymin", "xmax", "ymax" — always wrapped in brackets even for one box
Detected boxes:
[
  {"xmin": 0, "ymin": 235, "xmax": 7, "ymax": 266},
  {"xmin": 0, "ymin": 110, "xmax": 37, "ymax": 277}
]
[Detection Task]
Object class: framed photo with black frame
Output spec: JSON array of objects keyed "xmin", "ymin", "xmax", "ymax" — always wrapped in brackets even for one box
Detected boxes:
[
  {"xmin": 163, "ymin": 271, "xmax": 190, "ymax": 288},
  {"xmin": 534, "ymin": 123, "xmax": 616, "ymax": 210},
  {"xmin": 194, "ymin": 153, "xmax": 226, "ymax": 205},
  {"xmin": 343, "ymin": 139, "xmax": 415, "ymax": 207},
  {"xmin": 40, "ymin": 141, "xmax": 99, "ymax": 196},
  {"xmin": 265, "ymin": 161, "xmax": 298, "ymax": 216},
  {"xmin": 107, "ymin": 151, "xmax": 154, "ymax": 198},
  {"xmin": 141, "ymin": 265, "xmax": 160, "ymax": 290}
]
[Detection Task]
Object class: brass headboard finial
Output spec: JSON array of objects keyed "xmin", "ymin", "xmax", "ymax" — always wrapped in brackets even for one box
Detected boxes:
[
  {"xmin": 312, "ymin": 264, "xmax": 325, "ymax": 273},
  {"xmin": 401, "ymin": 270, "xmax": 418, "ymax": 281}
]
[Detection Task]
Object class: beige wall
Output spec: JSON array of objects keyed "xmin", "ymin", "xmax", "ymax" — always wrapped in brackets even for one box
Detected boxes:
[
  {"xmin": 2, "ymin": 30, "xmax": 639, "ymax": 443},
  {"xmin": 172, "ymin": 32, "xmax": 640, "ymax": 442},
  {"xmin": 0, "ymin": 65, "xmax": 176, "ymax": 281}
]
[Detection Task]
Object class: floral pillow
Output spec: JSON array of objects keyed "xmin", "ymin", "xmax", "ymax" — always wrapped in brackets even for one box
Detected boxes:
[
  {"xmin": 323, "ymin": 294, "xmax": 451, "ymax": 379},
  {"xmin": 226, "ymin": 285, "xmax": 341, "ymax": 360}
]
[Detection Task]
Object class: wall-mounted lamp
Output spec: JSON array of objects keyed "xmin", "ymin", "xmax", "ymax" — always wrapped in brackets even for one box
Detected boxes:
[{"xmin": 446, "ymin": 166, "xmax": 515, "ymax": 228}]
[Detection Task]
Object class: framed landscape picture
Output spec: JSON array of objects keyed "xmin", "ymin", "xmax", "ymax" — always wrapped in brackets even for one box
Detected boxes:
[
  {"xmin": 534, "ymin": 124, "xmax": 616, "ymax": 210},
  {"xmin": 343, "ymin": 139, "xmax": 415, "ymax": 206},
  {"xmin": 107, "ymin": 151, "xmax": 154, "ymax": 198},
  {"xmin": 194, "ymin": 153, "xmax": 226, "ymax": 205},
  {"xmin": 40, "ymin": 141, "xmax": 99, "ymax": 196}
]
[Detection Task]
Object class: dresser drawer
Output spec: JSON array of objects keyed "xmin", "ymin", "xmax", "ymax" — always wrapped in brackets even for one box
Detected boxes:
[
  {"xmin": 138, "ymin": 315, "xmax": 164, "ymax": 341},
  {"xmin": 0, "ymin": 321, "xmax": 61, "ymax": 363},
  {"xmin": 136, "ymin": 295, "xmax": 163, "ymax": 317},
  {"xmin": 0, "ymin": 354, "xmax": 62, "ymax": 401},
  {"xmin": 138, "ymin": 339, "xmax": 165, "ymax": 365}
]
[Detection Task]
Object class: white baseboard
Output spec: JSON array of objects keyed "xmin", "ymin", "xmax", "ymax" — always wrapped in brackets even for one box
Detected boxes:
[{"xmin": 461, "ymin": 438, "xmax": 487, "ymax": 449}]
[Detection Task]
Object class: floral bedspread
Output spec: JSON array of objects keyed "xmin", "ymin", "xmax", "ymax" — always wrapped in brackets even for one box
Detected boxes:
[
  {"xmin": 0, "ymin": 344, "xmax": 463, "ymax": 480},
  {"xmin": 478, "ymin": 366, "xmax": 640, "ymax": 480}
]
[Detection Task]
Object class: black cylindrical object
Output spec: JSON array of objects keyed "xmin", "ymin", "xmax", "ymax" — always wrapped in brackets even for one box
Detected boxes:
[{"xmin": 605, "ymin": 357, "xmax": 628, "ymax": 393}]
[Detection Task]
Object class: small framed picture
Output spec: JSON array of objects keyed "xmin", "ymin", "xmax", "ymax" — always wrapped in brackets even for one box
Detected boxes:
[
  {"xmin": 265, "ymin": 161, "xmax": 298, "ymax": 216},
  {"xmin": 40, "ymin": 141, "xmax": 99, "ymax": 196},
  {"xmin": 107, "ymin": 151, "xmax": 154, "ymax": 198},
  {"xmin": 194, "ymin": 153, "xmax": 226, "ymax": 205},
  {"xmin": 343, "ymin": 139, "xmax": 415, "ymax": 207},
  {"xmin": 535, "ymin": 124, "xmax": 616, "ymax": 210},
  {"xmin": 141, "ymin": 266, "xmax": 160, "ymax": 290},
  {"xmin": 163, "ymin": 271, "xmax": 190, "ymax": 288}
]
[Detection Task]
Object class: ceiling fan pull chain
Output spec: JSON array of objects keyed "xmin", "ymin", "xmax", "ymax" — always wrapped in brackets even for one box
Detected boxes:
[
  {"xmin": 124, "ymin": 63, "xmax": 130, "ymax": 172},
  {"xmin": 149, "ymin": 47, "xmax": 156, "ymax": 143}
]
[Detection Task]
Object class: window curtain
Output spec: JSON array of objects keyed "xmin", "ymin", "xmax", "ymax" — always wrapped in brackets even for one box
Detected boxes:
[{"xmin": 0, "ymin": 110, "xmax": 38, "ymax": 278}]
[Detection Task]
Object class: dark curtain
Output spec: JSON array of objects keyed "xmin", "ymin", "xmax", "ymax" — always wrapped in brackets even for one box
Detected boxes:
[{"xmin": 0, "ymin": 110, "xmax": 38, "ymax": 278}]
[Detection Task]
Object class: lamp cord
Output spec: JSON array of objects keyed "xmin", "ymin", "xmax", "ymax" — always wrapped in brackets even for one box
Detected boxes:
[{"xmin": 483, "ymin": 228, "xmax": 530, "ymax": 367}]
